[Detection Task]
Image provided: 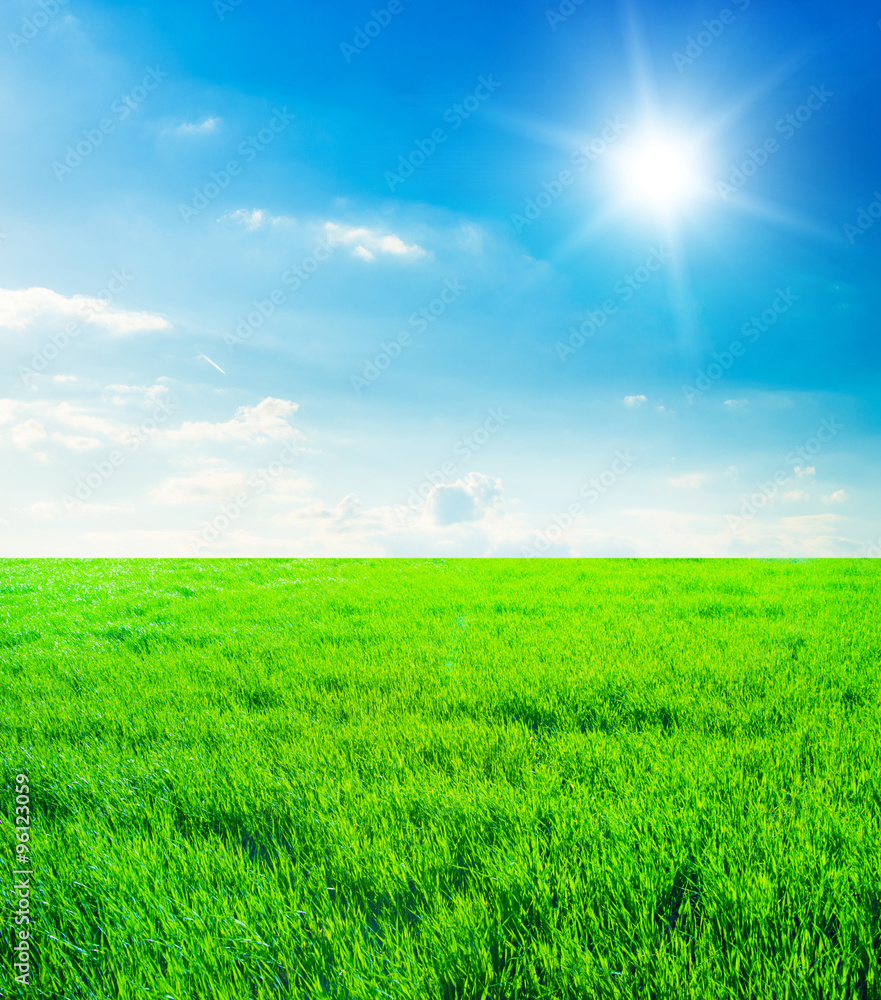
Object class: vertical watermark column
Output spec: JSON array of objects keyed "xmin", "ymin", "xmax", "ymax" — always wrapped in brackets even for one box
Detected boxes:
[{"xmin": 12, "ymin": 772, "xmax": 32, "ymax": 986}]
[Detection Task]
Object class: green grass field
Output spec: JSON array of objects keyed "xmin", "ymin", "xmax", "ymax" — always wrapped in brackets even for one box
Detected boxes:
[{"xmin": 1, "ymin": 559, "xmax": 879, "ymax": 999}]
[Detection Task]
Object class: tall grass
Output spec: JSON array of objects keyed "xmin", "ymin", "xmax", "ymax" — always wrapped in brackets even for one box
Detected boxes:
[{"xmin": 1, "ymin": 558, "xmax": 879, "ymax": 998}]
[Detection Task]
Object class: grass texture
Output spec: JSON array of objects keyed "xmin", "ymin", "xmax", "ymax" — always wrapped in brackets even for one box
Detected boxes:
[{"xmin": 0, "ymin": 558, "xmax": 879, "ymax": 999}]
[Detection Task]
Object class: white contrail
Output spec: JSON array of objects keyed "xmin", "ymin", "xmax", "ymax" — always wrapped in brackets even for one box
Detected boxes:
[{"xmin": 196, "ymin": 352, "xmax": 226, "ymax": 375}]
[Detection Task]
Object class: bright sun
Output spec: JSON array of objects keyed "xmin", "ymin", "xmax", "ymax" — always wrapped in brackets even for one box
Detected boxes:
[{"xmin": 614, "ymin": 131, "xmax": 703, "ymax": 215}]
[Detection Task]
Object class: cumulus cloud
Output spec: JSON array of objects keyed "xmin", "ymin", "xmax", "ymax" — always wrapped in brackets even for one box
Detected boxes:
[
  {"xmin": 103, "ymin": 383, "xmax": 171, "ymax": 407},
  {"xmin": 160, "ymin": 397, "xmax": 301, "ymax": 446},
  {"xmin": 623, "ymin": 395, "xmax": 647, "ymax": 407},
  {"xmin": 219, "ymin": 214, "xmax": 424, "ymax": 259},
  {"xmin": 220, "ymin": 208, "xmax": 292, "ymax": 230},
  {"xmin": 261, "ymin": 478, "xmax": 523, "ymax": 557},
  {"xmin": 822, "ymin": 490, "xmax": 848, "ymax": 504},
  {"xmin": 425, "ymin": 473, "xmax": 504, "ymax": 526},
  {"xmin": 48, "ymin": 402, "xmax": 129, "ymax": 441},
  {"xmin": 0, "ymin": 287, "xmax": 170, "ymax": 335},
  {"xmin": 323, "ymin": 222, "xmax": 425, "ymax": 260},
  {"xmin": 0, "ymin": 400, "xmax": 19, "ymax": 425},
  {"xmin": 783, "ymin": 490, "xmax": 811, "ymax": 502},
  {"xmin": 9, "ymin": 419, "xmax": 47, "ymax": 450},
  {"xmin": 1, "ymin": 393, "xmax": 300, "ymax": 459},
  {"xmin": 3, "ymin": 407, "xmax": 116, "ymax": 454},
  {"xmin": 175, "ymin": 116, "xmax": 221, "ymax": 135},
  {"xmin": 794, "ymin": 466, "xmax": 816, "ymax": 478}
]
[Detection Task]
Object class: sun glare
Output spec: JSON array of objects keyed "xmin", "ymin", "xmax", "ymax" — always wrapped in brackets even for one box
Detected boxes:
[{"xmin": 613, "ymin": 130, "xmax": 704, "ymax": 215}]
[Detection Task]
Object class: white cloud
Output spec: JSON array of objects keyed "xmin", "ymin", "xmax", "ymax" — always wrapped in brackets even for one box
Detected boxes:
[
  {"xmin": 617, "ymin": 509, "xmax": 853, "ymax": 558},
  {"xmin": 175, "ymin": 116, "xmax": 221, "ymax": 136},
  {"xmin": 822, "ymin": 490, "xmax": 848, "ymax": 504},
  {"xmin": 160, "ymin": 397, "xmax": 301, "ymax": 446},
  {"xmin": 0, "ymin": 388, "xmax": 172, "ymax": 457},
  {"xmin": 783, "ymin": 490, "xmax": 811, "ymax": 502},
  {"xmin": 103, "ymin": 383, "xmax": 170, "ymax": 407},
  {"xmin": 324, "ymin": 222, "xmax": 425, "ymax": 259},
  {"xmin": 425, "ymin": 473, "xmax": 504, "ymax": 526},
  {"xmin": 220, "ymin": 214, "xmax": 422, "ymax": 258},
  {"xmin": 276, "ymin": 493, "xmax": 365, "ymax": 528},
  {"xmin": 723, "ymin": 399, "xmax": 748, "ymax": 407},
  {"xmin": 0, "ymin": 287, "xmax": 170, "ymax": 335},
  {"xmin": 262, "ymin": 478, "xmax": 522, "ymax": 557},
  {"xmin": 4, "ymin": 409, "xmax": 108, "ymax": 454},
  {"xmin": 794, "ymin": 466, "xmax": 816, "ymax": 478},
  {"xmin": 23, "ymin": 501, "xmax": 137, "ymax": 521},
  {"xmin": 4, "ymin": 474, "xmax": 867, "ymax": 558},
  {"xmin": 668, "ymin": 472, "xmax": 711, "ymax": 490},
  {"xmin": 53, "ymin": 375, "xmax": 77, "ymax": 384},
  {"xmin": 0, "ymin": 400, "xmax": 20, "ymax": 425},
  {"xmin": 623, "ymin": 395, "xmax": 647, "ymax": 407},
  {"xmin": 150, "ymin": 464, "xmax": 311, "ymax": 507},
  {"xmin": 149, "ymin": 467, "xmax": 251, "ymax": 505},
  {"xmin": 48, "ymin": 403, "xmax": 128, "ymax": 441},
  {"xmin": 221, "ymin": 208, "xmax": 295, "ymax": 230},
  {"xmin": 0, "ymin": 393, "xmax": 298, "ymax": 460},
  {"xmin": 9, "ymin": 419, "xmax": 47, "ymax": 450},
  {"xmin": 223, "ymin": 209, "xmax": 267, "ymax": 230},
  {"xmin": 261, "ymin": 475, "xmax": 313, "ymax": 501},
  {"xmin": 50, "ymin": 432, "xmax": 101, "ymax": 451}
]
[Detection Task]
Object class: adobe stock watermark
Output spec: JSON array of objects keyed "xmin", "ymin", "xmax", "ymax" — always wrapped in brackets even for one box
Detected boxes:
[
  {"xmin": 52, "ymin": 67, "xmax": 168, "ymax": 181},
  {"xmin": 726, "ymin": 418, "xmax": 843, "ymax": 532},
  {"xmin": 11, "ymin": 773, "xmax": 32, "ymax": 987},
  {"xmin": 717, "ymin": 86, "xmax": 834, "ymax": 201},
  {"xmin": 225, "ymin": 235, "xmax": 336, "ymax": 350},
  {"xmin": 179, "ymin": 108, "xmax": 296, "ymax": 223},
  {"xmin": 842, "ymin": 189, "xmax": 881, "ymax": 244},
  {"xmin": 672, "ymin": 0, "xmax": 751, "ymax": 72},
  {"xmin": 512, "ymin": 117, "xmax": 627, "ymax": 233},
  {"xmin": 350, "ymin": 278, "xmax": 466, "ymax": 393},
  {"xmin": 521, "ymin": 450, "xmax": 637, "ymax": 556},
  {"xmin": 340, "ymin": 0, "xmax": 413, "ymax": 62},
  {"xmin": 19, "ymin": 270, "xmax": 136, "ymax": 387},
  {"xmin": 8, "ymin": 0, "xmax": 68, "ymax": 53},
  {"xmin": 395, "ymin": 408, "xmax": 510, "ymax": 520},
  {"xmin": 385, "ymin": 76, "xmax": 501, "ymax": 192},
  {"xmin": 556, "ymin": 246, "xmax": 673, "ymax": 362},
  {"xmin": 866, "ymin": 535, "xmax": 881, "ymax": 558},
  {"xmin": 190, "ymin": 440, "xmax": 303, "ymax": 552},
  {"xmin": 682, "ymin": 287, "xmax": 799, "ymax": 403},
  {"xmin": 62, "ymin": 395, "xmax": 180, "ymax": 511},
  {"xmin": 214, "ymin": 0, "xmax": 246, "ymax": 19},
  {"xmin": 545, "ymin": 0, "xmax": 587, "ymax": 31}
]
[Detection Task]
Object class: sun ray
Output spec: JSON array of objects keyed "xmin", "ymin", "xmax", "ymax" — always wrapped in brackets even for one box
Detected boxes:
[{"xmin": 716, "ymin": 191, "xmax": 842, "ymax": 243}]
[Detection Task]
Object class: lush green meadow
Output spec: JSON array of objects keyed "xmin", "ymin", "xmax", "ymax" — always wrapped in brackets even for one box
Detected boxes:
[{"xmin": 1, "ymin": 559, "xmax": 879, "ymax": 999}]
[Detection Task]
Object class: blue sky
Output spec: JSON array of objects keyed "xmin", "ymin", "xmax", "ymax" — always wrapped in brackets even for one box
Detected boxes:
[{"xmin": 1, "ymin": 0, "xmax": 879, "ymax": 556}]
